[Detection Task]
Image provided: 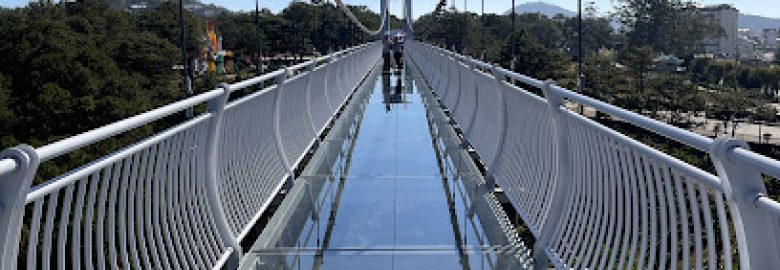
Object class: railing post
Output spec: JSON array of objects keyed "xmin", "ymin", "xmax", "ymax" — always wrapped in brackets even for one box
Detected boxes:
[
  {"xmin": 0, "ymin": 145, "xmax": 39, "ymax": 269},
  {"xmin": 489, "ymin": 65, "xmax": 508, "ymax": 171},
  {"xmin": 323, "ymin": 54, "xmax": 334, "ymax": 112},
  {"xmin": 709, "ymin": 137, "xmax": 780, "ymax": 269},
  {"xmin": 535, "ymin": 80, "xmax": 572, "ymax": 269},
  {"xmin": 305, "ymin": 60, "xmax": 319, "ymax": 138},
  {"xmin": 273, "ymin": 68, "xmax": 293, "ymax": 174},
  {"xmin": 205, "ymin": 83, "xmax": 241, "ymax": 269}
]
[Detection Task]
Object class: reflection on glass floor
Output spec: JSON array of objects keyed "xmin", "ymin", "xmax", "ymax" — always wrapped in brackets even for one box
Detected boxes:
[{"xmin": 240, "ymin": 63, "xmax": 529, "ymax": 270}]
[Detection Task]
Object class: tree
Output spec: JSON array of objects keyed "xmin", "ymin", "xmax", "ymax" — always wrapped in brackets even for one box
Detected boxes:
[
  {"xmin": 582, "ymin": 51, "xmax": 630, "ymax": 104},
  {"xmin": 622, "ymin": 46, "xmax": 657, "ymax": 94},
  {"xmin": 0, "ymin": 73, "xmax": 13, "ymax": 146},
  {"xmin": 500, "ymin": 32, "xmax": 568, "ymax": 80},
  {"xmin": 615, "ymin": 0, "xmax": 720, "ymax": 57},
  {"xmin": 754, "ymin": 104, "xmax": 778, "ymax": 122},
  {"xmin": 647, "ymin": 73, "xmax": 704, "ymax": 124},
  {"xmin": 517, "ymin": 13, "xmax": 564, "ymax": 51},
  {"xmin": 0, "ymin": 0, "xmax": 192, "ymax": 180},
  {"xmin": 561, "ymin": 14, "xmax": 614, "ymax": 59}
]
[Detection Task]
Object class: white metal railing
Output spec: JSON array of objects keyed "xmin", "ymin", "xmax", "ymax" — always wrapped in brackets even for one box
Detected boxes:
[
  {"xmin": 407, "ymin": 40, "xmax": 780, "ymax": 269},
  {"xmin": 0, "ymin": 42, "xmax": 381, "ymax": 270}
]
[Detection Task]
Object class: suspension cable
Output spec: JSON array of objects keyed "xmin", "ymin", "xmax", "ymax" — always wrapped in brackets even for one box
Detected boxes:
[{"xmin": 334, "ymin": 0, "xmax": 386, "ymax": 36}]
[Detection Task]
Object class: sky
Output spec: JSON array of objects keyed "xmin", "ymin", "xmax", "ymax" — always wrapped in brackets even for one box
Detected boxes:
[{"xmin": 1, "ymin": 0, "xmax": 779, "ymax": 19}]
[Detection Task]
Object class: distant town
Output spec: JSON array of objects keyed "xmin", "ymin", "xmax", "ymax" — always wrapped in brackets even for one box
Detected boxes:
[{"xmin": 697, "ymin": 4, "xmax": 777, "ymax": 65}]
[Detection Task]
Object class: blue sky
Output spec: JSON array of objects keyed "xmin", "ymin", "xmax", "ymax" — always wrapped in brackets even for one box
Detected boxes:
[{"xmin": 1, "ymin": 0, "xmax": 778, "ymax": 18}]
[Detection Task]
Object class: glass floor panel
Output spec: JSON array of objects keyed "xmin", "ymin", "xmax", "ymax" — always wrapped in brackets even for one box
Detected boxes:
[{"xmin": 241, "ymin": 62, "xmax": 529, "ymax": 270}]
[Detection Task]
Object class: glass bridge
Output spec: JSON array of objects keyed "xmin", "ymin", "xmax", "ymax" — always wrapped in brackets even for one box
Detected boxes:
[{"xmin": 239, "ymin": 65, "xmax": 527, "ymax": 269}]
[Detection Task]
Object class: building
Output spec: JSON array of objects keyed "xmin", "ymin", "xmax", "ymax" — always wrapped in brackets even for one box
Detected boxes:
[
  {"xmin": 697, "ymin": 4, "xmax": 739, "ymax": 57},
  {"xmin": 764, "ymin": 28, "xmax": 779, "ymax": 49}
]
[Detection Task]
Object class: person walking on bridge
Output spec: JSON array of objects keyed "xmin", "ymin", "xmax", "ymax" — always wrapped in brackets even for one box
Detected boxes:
[
  {"xmin": 392, "ymin": 35, "xmax": 404, "ymax": 70},
  {"xmin": 382, "ymin": 33, "xmax": 393, "ymax": 72}
]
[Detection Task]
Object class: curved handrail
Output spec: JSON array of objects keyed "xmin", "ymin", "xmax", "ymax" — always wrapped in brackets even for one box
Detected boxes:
[
  {"xmin": 0, "ymin": 45, "xmax": 368, "ymax": 179},
  {"xmin": 0, "ymin": 41, "xmax": 382, "ymax": 270},
  {"xmin": 408, "ymin": 40, "xmax": 780, "ymax": 269}
]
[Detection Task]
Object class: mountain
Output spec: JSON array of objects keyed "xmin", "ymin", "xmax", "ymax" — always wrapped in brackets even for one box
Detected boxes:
[
  {"xmin": 739, "ymin": 14, "xmax": 780, "ymax": 34},
  {"xmin": 504, "ymin": 2, "xmax": 575, "ymax": 18}
]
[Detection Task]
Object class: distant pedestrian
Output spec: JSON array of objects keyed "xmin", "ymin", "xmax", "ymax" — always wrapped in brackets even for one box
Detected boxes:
[
  {"xmin": 393, "ymin": 36, "xmax": 404, "ymax": 69},
  {"xmin": 383, "ymin": 34, "xmax": 393, "ymax": 72}
]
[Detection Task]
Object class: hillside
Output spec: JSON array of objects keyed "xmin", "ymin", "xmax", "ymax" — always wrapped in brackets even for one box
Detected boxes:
[
  {"xmin": 504, "ymin": 1, "xmax": 575, "ymax": 17},
  {"xmin": 739, "ymin": 14, "xmax": 780, "ymax": 34}
]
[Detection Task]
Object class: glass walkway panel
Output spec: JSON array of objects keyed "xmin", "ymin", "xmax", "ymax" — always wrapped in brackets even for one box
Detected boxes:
[{"xmin": 240, "ymin": 63, "xmax": 528, "ymax": 270}]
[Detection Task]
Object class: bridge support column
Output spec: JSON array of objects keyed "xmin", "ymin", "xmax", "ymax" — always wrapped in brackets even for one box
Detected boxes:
[
  {"xmin": 709, "ymin": 137, "xmax": 780, "ymax": 269},
  {"xmin": 0, "ymin": 145, "xmax": 39, "ymax": 269},
  {"xmin": 205, "ymin": 84, "xmax": 242, "ymax": 269}
]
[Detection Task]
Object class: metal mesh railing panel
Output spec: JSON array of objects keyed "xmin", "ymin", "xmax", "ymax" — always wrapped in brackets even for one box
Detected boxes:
[
  {"xmin": 22, "ymin": 118, "xmax": 227, "ymax": 270},
  {"xmin": 220, "ymin": 89, "xmax": 287, "ymax": 238},
  {"xmin": 548, "ymin": 111, "xmax": 739, "ymax": 269}
]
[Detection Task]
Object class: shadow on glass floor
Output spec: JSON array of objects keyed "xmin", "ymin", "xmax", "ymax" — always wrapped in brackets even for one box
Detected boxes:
[{"xmin": 240, "ymin": 62, "xmax": 530, "ymax": 270}]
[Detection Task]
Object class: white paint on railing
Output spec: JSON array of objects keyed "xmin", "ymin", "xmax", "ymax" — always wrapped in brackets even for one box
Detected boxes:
[
  {"xmin": 407, "ymin": 40, "xmax": 780, "ymax": 269},
  {"xmin": 0, "ymin": 42, "xmax": 382, "ymax": 270}
]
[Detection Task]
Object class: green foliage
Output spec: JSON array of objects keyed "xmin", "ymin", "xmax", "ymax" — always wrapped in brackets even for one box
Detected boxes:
[
  {"xmin": 0, "ymin": 73, "xmax": 12, "ymax": 144},
  {"xmin": 690, "ymin": 58, "xmax": 780, "ymax": 95},
  {"xmin": 0, "ymin": 0, "xmax": 198, "ymax": 181},
  {"xmin": 706, "ymin": 89, "xmax": 755, "ymax": 120},
  {"xmin": 615, "ymin": 0, "xmax": 721, "ymax": 57},
  {"xmin": 414, "ymin": 10, "xmax": 570, "ymax": 80},
  {"xmin": 558, "ymin": 14, "xmax": 615, "ymax": 59},
  {"xmin": 500, "ymin": 32, "xmax": 568, "ymax": 80},
  {"xmin": 213, "ymin": 3, "xmax": 380, "ymax": 58},
  {"xmin": 136, "ymin": 2, "xmax": 202, "ymax": 55},
  {"xmin": 516, "ymin": 13, "xmax": 563, "ymax": 50},
  {"xmin": 621, "ymin": 46, "xmax": 657, "ymax": 94},
  {"xmin": 754, "ymin": 104, "xmax": 778, "ymax": 122}
]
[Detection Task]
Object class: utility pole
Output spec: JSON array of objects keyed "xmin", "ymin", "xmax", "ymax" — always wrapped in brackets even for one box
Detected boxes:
[
  {"xmin": 481, "ymin": 0, "xmax": 485, "ymax": 60},
  {"xmin": 577, "ymin": 0, "xmax": 584, "ymax": 114},
  {"xmin": 179, "ymin": 0, "xmax": 193, "ymax": 118},
  {"xmin": 256, "ymin": 0, "xmax": 264, "ymax": 75},
  {"xmin": 511, "ymin": 0, "xmax": 516, "ymax": 71},
  {"xmin": 464, "ymin": 0, "xmax": 467, "ymax": 54}
]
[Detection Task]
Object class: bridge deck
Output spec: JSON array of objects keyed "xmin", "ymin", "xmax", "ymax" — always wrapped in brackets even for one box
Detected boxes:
[{"xmin": 240, "ymin": 64, "xmax": 525, "ymax": 269}]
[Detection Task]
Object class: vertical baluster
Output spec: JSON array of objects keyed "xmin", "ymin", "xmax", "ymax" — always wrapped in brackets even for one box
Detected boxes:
[{"xmin": 26, "ymin": 199, "xmax": 44, "ymax": 270}]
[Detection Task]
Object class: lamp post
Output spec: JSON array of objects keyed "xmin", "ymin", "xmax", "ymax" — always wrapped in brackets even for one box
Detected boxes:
[
  {"xmin": 256, "ymin": 0, "xmax": 264, "ymax": 75},
  {"xmin": 511, "ymin": 0, "xmax": 517, "ymax": 77},
  {"xmin": 179, "ymin": 0, "xmax": 193, "ymax": 118},
  {"xmin": 464, "ymin": 0, "xmax": 468, "ymax": 54},
  {"xmin": 576, "ymin": 0, "xmax": 585, "ymax": 114},
  {"xmin": 480, "ymin": 0, "xmax": 485, "ymax": 60}
]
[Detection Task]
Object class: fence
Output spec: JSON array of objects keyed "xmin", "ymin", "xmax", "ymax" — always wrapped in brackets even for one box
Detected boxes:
[
  {"xmin": 407, "ymin": 40, "xmax": 780, "ymax": 269},
  {"xmin": 0, "ymin": 42, "xmax": 381, "ymax": 270}
]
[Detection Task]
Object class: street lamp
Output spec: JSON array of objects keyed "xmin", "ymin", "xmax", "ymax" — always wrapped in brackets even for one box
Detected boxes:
[
  {"xmin": 481, "ymin": 0, "xmax": 485, "ymax": 60},
  {"xmin": 256, "ymin": 0, "xmax": 264, "ymax": 75},
  {"xmin": 577, "ymin": 0, "xmax": 583, "ymax": 102},
  {"xmin": 179, "ymin": 0, "xmax": 192, "ymax": 118},
  {"xmin": 511, "ymin": 0, "xmax": 516, "ymax": 69}
]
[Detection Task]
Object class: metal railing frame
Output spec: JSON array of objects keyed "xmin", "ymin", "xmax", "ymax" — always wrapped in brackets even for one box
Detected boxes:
[
  {"xmin": 0, "ymin": 42, "xmax": 381, "ymax": 270},
  {"xmin": 408, "ymin": 40, "xmax": 780, "ymax": 269}
]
